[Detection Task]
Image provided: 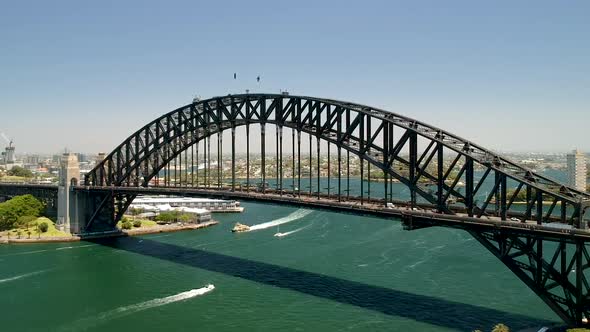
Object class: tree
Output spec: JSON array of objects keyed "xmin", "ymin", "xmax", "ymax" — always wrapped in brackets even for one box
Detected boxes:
[
  {"xmin": 129, "ymin": 207, "xmax": 143, "ymax": 220},
  {"xmin": 7, "ymin": 166, "xmax": 33, "ymax": 178},
  {"xmin": 16, "ymin": 215, "xmax": 36, "ymax": 228},
  {"xmin": 505, "ymin": 189, "xmax": 536, "ymax": 202},
  {"xmin": 121, "ymin": 221, "xmax": 133, "ymax": 230},
  {"xmin": 133, "ymin": 220, "xmax": 142, "ymax": 228},
  {"xmin": 178, "ymin": 213, "xmax": 194, "ymax": 224},
  {"xmin": 38, "ymin": 221, "xmax": 49, "ymax": 233},
  {"xmin": 155, "ymin": 211, "xmax": 181, "ymax": 223},
  {"xmin": 0, "ymin": 195, "xmax": 45, "ymax": 231}
]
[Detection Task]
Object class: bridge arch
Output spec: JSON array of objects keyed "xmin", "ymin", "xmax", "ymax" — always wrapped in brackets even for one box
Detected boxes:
[{"xmin": 86, "ymin": 93, "xmax": 589, "ymax": 226}]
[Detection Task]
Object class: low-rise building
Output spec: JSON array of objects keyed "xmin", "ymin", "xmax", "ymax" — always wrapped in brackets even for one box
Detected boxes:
[
  {"xmin": 129, "ymin": 203, "xmax": 212, "ymax": 223},
  {"xmin": 131, "ymin": 196, "xmax": 244, "ymax": 212}
]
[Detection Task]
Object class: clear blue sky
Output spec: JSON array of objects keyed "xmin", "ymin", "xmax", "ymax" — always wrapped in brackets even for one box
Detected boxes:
[{"xmin": 1, "ymin": 0, "xmax": 588, "ymax": 154}]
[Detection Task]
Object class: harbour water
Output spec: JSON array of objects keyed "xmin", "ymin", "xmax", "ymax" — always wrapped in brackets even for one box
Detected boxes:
[{"xmin": 0, "ymin": 201, "xmax": 562, "ymax": 331}]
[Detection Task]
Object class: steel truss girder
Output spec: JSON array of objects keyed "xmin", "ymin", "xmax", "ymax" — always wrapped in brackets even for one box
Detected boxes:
[
  {"xmin": 84, "ymin": 191, "xmax": 136, "ymax": 232},
  {"xmin": 470, "ymin": 230, "xmax": 590, "ymax": 326}
]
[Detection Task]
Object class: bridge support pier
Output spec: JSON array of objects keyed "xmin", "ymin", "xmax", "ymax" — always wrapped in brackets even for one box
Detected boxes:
[
  {"xmin": 57, "ymin": 153, "xmax": 80, "ymax": 233},
  {"xmin": 69, "ymin": 189, "xmax": 135, "ymax": 233},
  {"xmin": 58, "ymin": 153, "xmax": 130, "ymax": 234}
]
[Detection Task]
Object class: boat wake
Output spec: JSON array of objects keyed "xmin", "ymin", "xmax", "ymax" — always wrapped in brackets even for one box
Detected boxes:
[
  {"xmin": 249, "ymin": 209, "xmax": 312, "ymax": 231},
  {"xmin": 0, "ymin": 249, "xmax": 53, "ymax": 256},
  {"xmin": 61, "ymin": 285, "xmax": 215, "ymax": 331},
  {"xmin": 274, "ymin": 224, "xmax": 312, "ymax": 238},
  {"xmin": 1, "ymin": 244, "xmax": 96, "ymax": 257},
  {"xmin": 0, "ymin": 269, "xmax": 50, "ymax": 284},
  {"xmin": 56, "ymin": 244, "xmax": 96, "ymax": 251},
  {"xmin": 107, "ymin": 284, "xmax": 215, "ymax": 315}
]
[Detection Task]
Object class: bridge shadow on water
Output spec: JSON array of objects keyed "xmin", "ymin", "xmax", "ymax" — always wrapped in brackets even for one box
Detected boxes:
[{"xmin": 89, "ymin": 236, "xmax": 555, "ymax": 331}]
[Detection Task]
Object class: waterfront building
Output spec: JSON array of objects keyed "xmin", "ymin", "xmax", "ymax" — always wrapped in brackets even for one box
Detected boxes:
[
  {"xmin": 131, "ymin": 196, "xmax": 244, "ymax": 212},
  {"xmin": 567, "ymin": 149, "xmax": 587, "ymax": 192},
  {"xmin": 128, "ymin": 203, "xmax": 212, "ymax": 223}
]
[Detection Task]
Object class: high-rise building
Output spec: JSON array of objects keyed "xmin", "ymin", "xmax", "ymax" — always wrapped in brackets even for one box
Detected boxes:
[
  {"xmin": 2, "ymin": 141, "xmax": 15, "ymax": 164},
  {"xmin": 567, "ymin": 149, "xmax": 587, "ymax": 192},
  {"xmin": 25, "ymin": 155, "xmax": 40, "ymax": 165},
  {"xmin": 76, "ymin": 153, "xmax": 89, "ymax": 163}
]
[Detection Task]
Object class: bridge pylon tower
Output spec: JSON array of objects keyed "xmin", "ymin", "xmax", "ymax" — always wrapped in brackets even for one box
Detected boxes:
[{"xmin": 57, "ymin": 153, "xmax": 80, "ymax": 233}]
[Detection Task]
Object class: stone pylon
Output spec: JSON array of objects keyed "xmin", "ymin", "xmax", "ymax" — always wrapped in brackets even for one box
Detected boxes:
[{"xmin": 57, "ymin": 153, "xmax": 80, "ymax": 233}]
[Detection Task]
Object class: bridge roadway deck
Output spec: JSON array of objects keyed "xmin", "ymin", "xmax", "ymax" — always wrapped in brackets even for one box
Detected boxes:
[{"xmin": 75, "ymin": 186, "xmax": 590, "ymax": 242}]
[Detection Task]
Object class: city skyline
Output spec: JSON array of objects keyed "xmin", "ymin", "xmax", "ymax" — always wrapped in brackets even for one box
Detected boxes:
[{"xmin": 1, "ymin": 1, "xmax": 589, "ymax": 154}]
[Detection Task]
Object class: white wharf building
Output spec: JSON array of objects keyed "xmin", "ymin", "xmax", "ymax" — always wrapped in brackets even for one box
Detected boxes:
[
  {"xmin": 131, "ymin": 197, "xmax": 244, "ymax": 212},
  {"xmin": 127, "ymin": 196, "xmax": 244, "ymax": 223}
]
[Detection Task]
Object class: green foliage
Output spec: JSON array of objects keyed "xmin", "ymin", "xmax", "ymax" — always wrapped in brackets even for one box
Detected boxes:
[
  {"xmin": 0, "ymin": 195, "xmax": 45, "ymax": 231},
  {"xmin": 505, "ymin": 188, "xmax": 538, "ymax": 202},
  {"xmin": 7, "ymin": 166, "xmax": 33, "ymax": 178},
  {"xmin": 133, "ymin": 220, "xmax": 142, "ymax": 228},
  {"xmin": 155, "ymin": 211, "xmax": 181, "ymax": 223},
  {"xmin": 16, "ymin": 215, "xmax": 37, "ymax": 228},
  {"xmin": 129, "ymin": 207, "xmax": 143, "ymax": 217},
  {"xmin": 155, "ymin": 211, "xmax": 194, "ymax": 224},
  {"xmin": 178, "ymin": 213, "xmax": 194, "ymax": 223},
  {"xmin": 121, "ymin": 221, "xmax": 133, "ymax": 230},
  {"xmin": 38, "ymin": 221, "xmax": 49, "ymax": 233}
]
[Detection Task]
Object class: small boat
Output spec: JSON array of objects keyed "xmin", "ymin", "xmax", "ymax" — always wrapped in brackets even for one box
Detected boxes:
[
  {"xmin": 274, "ymin": 232, "xmax": 286, "ymax": 237},
  {"xmin": 232, "ymin": 222, "xmax": 250, "ymax": 233},
  {"xmin": 274, "ymin": 224, "xmax": 282, "ymax": 237}
]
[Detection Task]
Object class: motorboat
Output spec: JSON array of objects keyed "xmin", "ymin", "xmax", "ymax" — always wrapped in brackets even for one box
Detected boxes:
[
  {"xmin": 274, "ymin": 224, "xmax": 283, "ymax": 237},
  {"xmin": 232, "ymin": 222, "xmax": 250, "ymax": 232}
]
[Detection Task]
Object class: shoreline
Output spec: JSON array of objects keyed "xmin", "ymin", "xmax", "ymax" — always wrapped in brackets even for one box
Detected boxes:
[{"xmin": 0, "ymin": 221, "xmax": 219, "ymax": 244}]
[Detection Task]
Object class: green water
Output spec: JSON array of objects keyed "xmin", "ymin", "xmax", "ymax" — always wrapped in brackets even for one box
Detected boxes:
[{"xmin": 0, "ymin": 202, "xmax": 561, "ymax": 331}]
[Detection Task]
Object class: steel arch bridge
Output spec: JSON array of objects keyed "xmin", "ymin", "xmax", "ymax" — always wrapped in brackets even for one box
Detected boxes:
[{"xmin": 80, "ymin": 93, "xmax": 590, "ymax": 326}]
